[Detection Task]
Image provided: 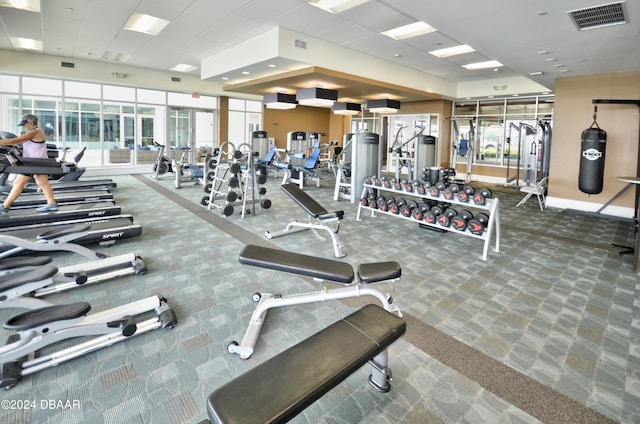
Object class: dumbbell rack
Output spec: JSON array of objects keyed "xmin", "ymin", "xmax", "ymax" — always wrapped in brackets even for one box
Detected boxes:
[{"xmin": 356, "ymin": 183, "xmax": 500, "ymax": 260}]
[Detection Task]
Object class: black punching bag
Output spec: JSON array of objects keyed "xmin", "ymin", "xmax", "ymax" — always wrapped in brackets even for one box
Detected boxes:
[{"xmin": 578, "ymin": 121, "xmax": 607, "ymax": 194}]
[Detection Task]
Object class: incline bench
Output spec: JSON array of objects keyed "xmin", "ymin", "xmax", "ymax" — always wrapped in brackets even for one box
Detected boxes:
[
  {"xmin": 207, "ymin": 304, "xmax": 406, "ymax": 424},
  {"xmin": 227, "ymin": 244, "xmax": 401, "ymax": 360},
  {"xmin": 265, "ymin": 183, "xmax": 346, "ymax": 257}
]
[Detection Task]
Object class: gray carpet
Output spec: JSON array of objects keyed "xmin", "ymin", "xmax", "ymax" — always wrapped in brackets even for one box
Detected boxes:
[{"xmin": 0, "ymin": 167, "xmax": 638, "ymax": 424}]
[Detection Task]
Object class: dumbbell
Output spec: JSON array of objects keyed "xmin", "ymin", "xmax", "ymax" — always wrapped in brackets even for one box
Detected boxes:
[
  {"xmin": 424, "ymin": 204, "xmax": 444, "ymax": 225},
  {"xmin": 383, "ymin": 178, "xmax": 392, "ymax": 189},
  {"xmin": 388, "ymin": 199, "xmax": 400, "ymax": 214},
  {"xmin": 373, "ymin": 176, "xmax": 382, "ymax": 187},
  {"xmin": 467, "ymin": 213, "xmax": 489, "ymax": 235},
  {"xmin": 429, "ymin": 185, "xmax": 441, "ymax": 197},
  {"xmin": 442, "ymin": 183, "xmax": 460, "ymax": 201},
  {"xmin": 404, "ymin": 180, "xmax": 414, "ymax": 193},
  {"xmin": 437, "ymin": 208, "xmax": 458, "ymax": 227},
  {"xmin": 416, "ymin": 181, "xmax": 427, "ymax": 195},
  {"xmin": 395, "ymin": 198, "xmax": 408, "ymax": 215},
  {"xmin": 400, "ymin": 199, "xmax": 418, "ymax": 217},
  {"xmin": 450, "ymin": 210, "xmax": 474, "ymax": 231},
  {"xmin": 377, "ymin": 195, "xmax": 388, "ymax": 212},
  {"xmin": 456, "ymin": 185, "xmax": 475, "ymax": 203},
  {"xmin": 367, "ymin": 194, "xmax": 378, "ymax": 209},
  {"xmin": 364, "ymin": 175, "xmax": 373, "ymax": 185},
  {"xmin": 472, "ymin": 188, "xmax": 493, "ymax": 206},
  {"xmin": 412, "ymin": 204, "xmax": 430, "ymax": 221},
  {"xmin": 392, "ymin": 178, "xmax": 402, "ymax": 190}
]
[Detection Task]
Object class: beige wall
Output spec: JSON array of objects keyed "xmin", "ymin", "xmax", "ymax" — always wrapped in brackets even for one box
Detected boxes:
[
  {"xmin": 262, "ymin": 99, "xmax": 453, "ymax": 164},
  {"xmin": 549, "ymin": 71, "xmax": 640, "ymax": 214}
]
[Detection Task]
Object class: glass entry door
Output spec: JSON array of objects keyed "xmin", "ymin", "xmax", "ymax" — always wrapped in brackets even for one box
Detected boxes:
[{"xmin": 170, "ymin": 108, "xmax": 215, "ymax": 163}]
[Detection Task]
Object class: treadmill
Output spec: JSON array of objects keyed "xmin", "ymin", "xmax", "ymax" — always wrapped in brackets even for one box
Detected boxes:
[
  {"xmin": 4, "ymin": 189, "xmax": 114, "ymax": 209},
  {"xmin": 0, "ymin": 214, "xmax": 142, "ymax": 257},
  {"xmin": 0, "ymin": 148, "xmax": 117, "ymax": 193},
  {"xmin": 0, "ymin": 201, "xmax": 120, "ymax": 229}
]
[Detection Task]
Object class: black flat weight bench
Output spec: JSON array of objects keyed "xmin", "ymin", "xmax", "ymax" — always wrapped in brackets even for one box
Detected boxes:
[
  {"xmin": 265, "ymin": 183, "xmax": 346, "ymax": 257},
  {"xmin": 227, "ymin": 245, "xmax": 401, "ymax": 359},
  {"xmin": 208, "ymin": 304, "xmax": 406, "ymax": 424}
]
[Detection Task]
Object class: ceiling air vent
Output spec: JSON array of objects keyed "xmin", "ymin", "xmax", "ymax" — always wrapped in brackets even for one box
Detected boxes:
[{"xmin": 568, "ymin": 1, "xmax": 627, "ymax": 31}]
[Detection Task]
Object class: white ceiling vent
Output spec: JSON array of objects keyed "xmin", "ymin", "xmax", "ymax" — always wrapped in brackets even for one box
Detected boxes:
[{"xmin": 568, "ymin": 2, "xmax": 628, "ymax": 31}]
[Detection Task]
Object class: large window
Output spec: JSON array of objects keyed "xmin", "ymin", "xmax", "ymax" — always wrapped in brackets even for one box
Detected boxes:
[
  {"xmin": 228, "ymin": 98, "xmax": 262, "ymax": 146},
  {"xmin": 451, "ymin": 95, "xmax": 554, "ymax": 167},
  {"xmin": 0, "ymin": 74, "xmax": 220, "ymax": 167}
]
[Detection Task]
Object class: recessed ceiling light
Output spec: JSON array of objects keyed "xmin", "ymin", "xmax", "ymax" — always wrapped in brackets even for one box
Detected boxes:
[
  {"xmin": 308, "ymin": 0, "xmax": 369, "ymax": 14},
  {"xmin": 221, "ymin": 77, "xmax": 229, "ymax": 80},
  {"xmin": 529, "ymin": 71, "xmax": 543, "ymax": 76},
  {"xmin": 242, "ymin": 71, "xmax": 250, "ymax": 75},
  {"xmin": 462, "ymin": 60, "xmax": 503, "ymax": 70},
  {"xmin": 429, "ymin": 44, "xmax": 475, "ymax": 58},
  {"xmin": 537, "ymin": 50, "xmax": 549, "ymax": 55},
  {"xmin": 124, "ymin": 13, "xmax": 170, "ymax": 36},
  {"xmin": 268, "ymin": 64, "xmax": 277, "ymax": 68},
  {"xmin": 382, "ymin": 21, "xmax": 436, "ymax": 40},
  {"xmin": 546, "ymin": 58, "xmax": 557, "ymax": 62}
]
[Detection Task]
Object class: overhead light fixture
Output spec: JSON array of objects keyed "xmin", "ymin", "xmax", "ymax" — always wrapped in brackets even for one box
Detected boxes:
[
  {"xmin": 10, "ymin": 37, "xmax": 42, "ymax": 51},
  {"xmin": 429, "ymin": 44, "xmax": 475, "ymax": 58},
  {"xmin": 124, "ymin": 13, "xmax": 170, "ymax": 36},
  {"xmin": 171, "ymin": 64, "xmax": 198, "ymax": 73},
  {"xmin": 462, "ymin": 60, "xmax": 503, "ymax": 70},
  {"xmin": 308, "ymin": 0, "xmax": 369, "ymax": 14},
  {"xmin": 263, "ymin": 93, "xmax": 297, "ymax": 110},
  {"xmin": 332, "ymin": 102, "xmax": 361, "ymax": 115},
  {"xmin": 366, "ymin": 99, "xmax": 400, "ymax": 114},
  {"xmin": 296, "ymin": 87, "xmax": 338, "ymax": 108},
  {"xmin": 0, "ymin": 0, "xmax": 40, "ymax": 12},
  {"xmin": 382, "ymin": 21, "xmax": 436, "ymax": 40}
]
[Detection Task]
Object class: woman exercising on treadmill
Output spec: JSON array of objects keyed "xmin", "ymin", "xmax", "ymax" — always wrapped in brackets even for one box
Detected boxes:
[{"xmin": 0, "ymin": 114, "xmax": 58, "ymax": 213}]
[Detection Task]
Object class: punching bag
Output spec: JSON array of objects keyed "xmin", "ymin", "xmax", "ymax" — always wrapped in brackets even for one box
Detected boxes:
[{"xmin": 578, "ymin": 118, "xmax": 607, "ymax": 194}]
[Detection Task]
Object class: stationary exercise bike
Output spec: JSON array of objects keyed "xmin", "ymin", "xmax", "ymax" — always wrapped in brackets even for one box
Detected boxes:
[{"xmin": 151, "ymin": 141, "xmax": 173, "ymax": 179}]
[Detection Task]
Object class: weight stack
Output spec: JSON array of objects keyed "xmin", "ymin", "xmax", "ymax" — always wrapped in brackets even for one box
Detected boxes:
[{"xmin": 578, "ymin": 127, "xmax": 607, "ymax": 194}]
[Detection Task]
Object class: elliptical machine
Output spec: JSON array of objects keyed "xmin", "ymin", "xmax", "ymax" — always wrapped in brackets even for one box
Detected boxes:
[{"xmin": 151, "ymin": 141, "xmax": 173, "ymax": 179}]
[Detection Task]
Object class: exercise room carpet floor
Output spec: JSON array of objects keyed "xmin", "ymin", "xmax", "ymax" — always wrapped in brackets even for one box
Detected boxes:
[{"xmin": 0, "ymin": 168, "xmax": 638, "ymax": 424}]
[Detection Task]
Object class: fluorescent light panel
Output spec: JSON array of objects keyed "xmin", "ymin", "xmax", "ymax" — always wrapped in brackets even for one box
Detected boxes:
[
  {"xmin": 308, "ymin": 0, "xmax": 369, "ymax": 14},
  {"xmin": 429, "ymin": 44, "xmax": 475, "ymax": 58},
  {"xmin": 0, "ymin": 0, "xmax": 40, "ymax": 12},
  {"xmin": 124, "ymin": 13, "xmax": 170, "ymax": 36},
  {"xmin": 171, "ymin": 64, "xmax": 198, "ymax": 73},
  {"xmin": 10, "ymin": 37, "xmax": 42, "ymax": 51},
  {"xmin": 462, "ymin": 60, "xmax": 503, "ymax": 70},
  {"xmin": 382, "ymin": 21, "xmax": 435, "ymax": 40}
]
